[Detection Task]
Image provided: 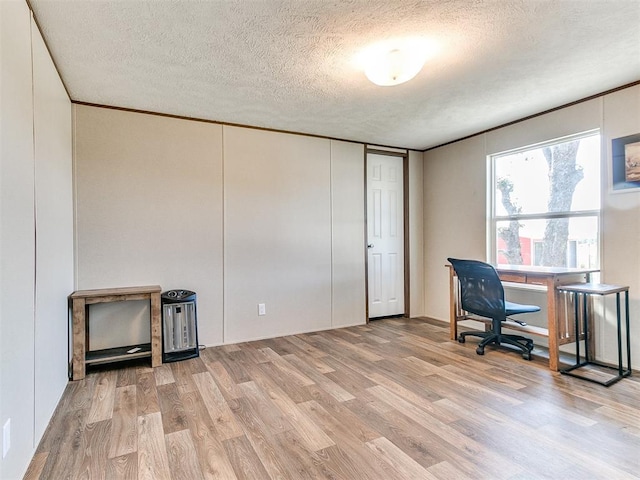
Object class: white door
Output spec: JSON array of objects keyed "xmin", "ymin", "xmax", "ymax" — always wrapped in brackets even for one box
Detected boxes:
[{"xmin": 367, "ymin": 153, "xmax": 405, "ymax": 318}]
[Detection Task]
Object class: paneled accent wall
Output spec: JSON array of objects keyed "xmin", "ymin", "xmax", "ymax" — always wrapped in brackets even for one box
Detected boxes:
[{"xmin": 74, "ymin": 109, "xmax": 390, "ymax": 348}]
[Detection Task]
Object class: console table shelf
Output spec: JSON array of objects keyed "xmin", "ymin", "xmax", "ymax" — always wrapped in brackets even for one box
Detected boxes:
[
  {"xmin": 69, "ymin": 285, "xmax": 162, "ymax": 380},
  {"xmin": 85, "ymin": 343, "xmax": 152, "ymax": 366}
]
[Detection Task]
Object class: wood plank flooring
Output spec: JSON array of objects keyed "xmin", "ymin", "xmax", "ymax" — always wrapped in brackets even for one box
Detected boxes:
[{"xmin": 24, "ymin": 318, "xmax": 640, "ymax": 480}]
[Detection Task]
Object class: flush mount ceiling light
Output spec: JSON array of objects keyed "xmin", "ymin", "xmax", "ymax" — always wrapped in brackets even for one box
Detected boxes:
[{"xmin": 359, "ymin": 39, "xmax": 432, "ymax": 87}]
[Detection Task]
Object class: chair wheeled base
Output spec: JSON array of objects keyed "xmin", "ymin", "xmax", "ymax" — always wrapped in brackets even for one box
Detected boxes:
[{"xmin": 458, "ymin": 323, "xmax": 534, "ymax": 360}]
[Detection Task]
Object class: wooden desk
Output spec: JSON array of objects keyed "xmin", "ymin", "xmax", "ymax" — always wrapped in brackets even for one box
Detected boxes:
[
  {"xmin": 447, "ymin": 264, "xmax": 598, "ymax": 371},
  {"xmin": 69, "ymin": 285, "xmax": 162, "ymax": 380}
]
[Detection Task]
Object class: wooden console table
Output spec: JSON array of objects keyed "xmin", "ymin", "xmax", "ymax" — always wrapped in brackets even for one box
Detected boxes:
[
  {"xmin": 69, "ymin": 285, "xmax": 162, "ymax": 380},
  {"xmin": 448, "ymin": 264, "xmax": 599, "ymax": 371}
]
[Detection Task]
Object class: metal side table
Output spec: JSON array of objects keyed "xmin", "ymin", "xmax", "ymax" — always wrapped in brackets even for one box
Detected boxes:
[{"xmin": 557, "ymin": 283, "xmax": 631, "ymax": 387}]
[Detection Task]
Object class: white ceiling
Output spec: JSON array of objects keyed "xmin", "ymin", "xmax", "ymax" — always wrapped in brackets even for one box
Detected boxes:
[{"xmin": 29, "ymin": 0, "xmax": 640, "ymax": 150}]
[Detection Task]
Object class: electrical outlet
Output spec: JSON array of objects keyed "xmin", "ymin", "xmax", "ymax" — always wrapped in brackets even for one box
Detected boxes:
[
  {"xmin": 3, "ymin": 418, "xmax": 10, "ymax": 459},
  {"xmin": 258, "ymin": 303, "xmax": 266, "ymax": 316}
]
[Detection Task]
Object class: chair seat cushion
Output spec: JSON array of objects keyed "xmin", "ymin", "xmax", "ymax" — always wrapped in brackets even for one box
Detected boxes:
[{"xmin": 505, "ymin": 300, "xmax": 541, "ymax": 315}]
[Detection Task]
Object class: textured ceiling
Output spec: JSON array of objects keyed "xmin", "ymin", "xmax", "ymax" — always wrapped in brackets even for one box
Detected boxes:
[{"xmin": 29, "ymin": 0, "xmax": 640, "ymax": 150}]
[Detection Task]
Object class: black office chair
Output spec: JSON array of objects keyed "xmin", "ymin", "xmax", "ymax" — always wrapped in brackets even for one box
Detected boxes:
[{"xmin": 448, "ymin": 258, "xmax": 540, "ymax": 360}]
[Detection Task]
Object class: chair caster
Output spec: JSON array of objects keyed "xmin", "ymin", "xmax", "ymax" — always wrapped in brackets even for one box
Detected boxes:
[
  {"xmin": 458, "ymin": 335, "xmax": 465, "ymax": 343},
  {"xmin": 522, "ymin": 352, "xmax": 532, "ymax": 361},
  {"xmin": 476, "ymin": 347, "xmax": 484, "ymax": 355}
]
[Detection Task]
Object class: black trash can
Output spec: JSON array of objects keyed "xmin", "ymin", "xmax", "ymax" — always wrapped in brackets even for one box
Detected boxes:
[{"xmin": 161, "ymin": 289, "xmax": 199, "ymax": 363}]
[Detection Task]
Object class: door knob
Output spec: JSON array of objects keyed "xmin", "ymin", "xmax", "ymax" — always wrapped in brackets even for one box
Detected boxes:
[{"xmin": 367, "ymin": 244, "xmax": 374, "ymax": 249}]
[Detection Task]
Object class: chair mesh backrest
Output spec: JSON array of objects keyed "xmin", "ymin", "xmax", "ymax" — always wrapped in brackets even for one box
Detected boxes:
[{"xmin": 448, "ymin": 258, "xmax": 506, "ymax": 320}]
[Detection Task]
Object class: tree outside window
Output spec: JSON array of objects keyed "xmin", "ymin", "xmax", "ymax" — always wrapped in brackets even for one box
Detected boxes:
[{"xmin": 491, "ymin": 132, "xmax": 600, "ymax": 269}]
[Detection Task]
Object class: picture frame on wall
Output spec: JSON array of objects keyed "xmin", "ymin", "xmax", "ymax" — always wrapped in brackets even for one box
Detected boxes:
[{"xmin": 611, "ymin": 133, "xmax": 640, "ymax": 193}]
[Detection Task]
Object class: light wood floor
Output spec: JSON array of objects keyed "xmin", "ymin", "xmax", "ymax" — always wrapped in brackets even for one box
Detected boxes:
[{"xmin": 25, "ymin": 318, "xmax": 640, "ymax": 480}]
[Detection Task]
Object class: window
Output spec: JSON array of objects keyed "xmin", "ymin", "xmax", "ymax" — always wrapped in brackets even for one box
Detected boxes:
[{"xmin": 489, "ymin": 131, "xmax": 600, "ymax": 269}]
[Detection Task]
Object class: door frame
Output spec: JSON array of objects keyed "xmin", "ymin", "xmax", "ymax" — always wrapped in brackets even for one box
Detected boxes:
[{"xmin": 364, "ymin": 146, "xmax": 410, "ymax": 322}]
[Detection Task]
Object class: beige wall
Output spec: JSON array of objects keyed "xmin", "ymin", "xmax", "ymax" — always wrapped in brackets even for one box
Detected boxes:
[
  {"xmin": 601, "ymin": 86, "xmax": 640, "ymax": 362},
  {"xmin": 1, "ymin": 4, "xmax": 35, "ymax": 478},
  {"xmin": 423, "ymin": 134, "xmax": 487, "ymax": 323},
  {"xmin": 32, "ymin": 15, "xmax": 74, "ymax": 442},
  {"xmin": 1, "ymin": 4, "xmax": 73, "ymax": 478},
  {"xmin": 409, "ymin": 150, "xmax": 425, "ymax": 317},
  {"xmin": 224, "ymin": 126, "xmax": 333, "ymax": 341},
  {"xmin": 331, "ymin": 141, "xmax": 367, "ymax": 327},
  {"xmin": 423, "ymin": 85, "xmax": 640, "ymax": 366},
  {"xmin": 74, "ymin": 106, "xmax": 224, "ymax": 347}
]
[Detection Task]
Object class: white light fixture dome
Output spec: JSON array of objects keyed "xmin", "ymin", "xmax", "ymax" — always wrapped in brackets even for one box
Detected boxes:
[{"xmin": 360, "ymin": 39, "xmax": 432, "ymax": 87}]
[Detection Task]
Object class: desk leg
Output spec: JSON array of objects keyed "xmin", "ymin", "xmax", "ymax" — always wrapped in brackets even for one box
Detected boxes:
[
  {"xmin": 625, "ymin": 291, "xmax": 632, "ymax": 374},
  {"xmin": 72, "ymin": 298, "xmax": 86, "ymax": 380},
  {"xmin": 582, "ymin": 292, "xmax": 590, "ymax": 363},
  {"xmin": 546, "ymin": 277, "xmax": 559, "ymax": 372},
  {"xmin": 448, "ymin": 267, "xmax": 457, "ymax": 341},
  {"xmin": 616, "ymin": 292, "xmax": 624, "ymax": 377},
  {"xmin": 574, "ymin": 292, "xmax": 581, "ymax": 364},
  {"xmin": 150, "ymin": 292, "xmax": 162, "ymax": 367}
]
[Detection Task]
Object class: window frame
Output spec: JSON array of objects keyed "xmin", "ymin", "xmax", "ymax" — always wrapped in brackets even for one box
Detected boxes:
[{"xmin": 487, "ymin": 129, "xmax": 602, "ymax": 268}]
